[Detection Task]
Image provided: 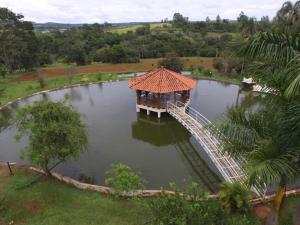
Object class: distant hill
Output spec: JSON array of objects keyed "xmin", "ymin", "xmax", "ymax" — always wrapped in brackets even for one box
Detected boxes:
[{"xmin": 33, "ymin": 22, "xmax": 160, "ymax": 32}]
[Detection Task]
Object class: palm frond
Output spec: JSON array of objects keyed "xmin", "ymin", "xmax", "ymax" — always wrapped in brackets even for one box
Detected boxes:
[
  {"xmin": 247, "ymin": 140, "xmax": 300, "ymax": 186},
  {"xmin": 241, "ymin": 31, "xmax": 300, "ymax": 66}
]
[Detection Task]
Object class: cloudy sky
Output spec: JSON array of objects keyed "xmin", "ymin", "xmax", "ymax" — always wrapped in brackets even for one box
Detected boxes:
[{"xmin": 0, "ymin": 0, "xmax": 288, "ymax": 23}]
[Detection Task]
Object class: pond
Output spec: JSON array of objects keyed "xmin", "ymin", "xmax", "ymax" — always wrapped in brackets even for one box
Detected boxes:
[{"xmin": 0, "ymin": 79, "xmax": 245, "ymax": 192}]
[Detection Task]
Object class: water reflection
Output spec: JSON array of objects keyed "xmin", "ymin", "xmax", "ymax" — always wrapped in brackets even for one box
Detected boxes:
[
  {"xmin": 131, "ymin": 113, "xmax": 221, "ymax": 192},
  {"xmin": 0, "ymin": 106, "xmax": 13, "ymax": 132},
  {"xmin": 131, "ymin": 113, "xmax": 190, "ymax": 147},
  {"xmin": 0, "ymin": 80, "xmax": 246, "ymax": 190}
]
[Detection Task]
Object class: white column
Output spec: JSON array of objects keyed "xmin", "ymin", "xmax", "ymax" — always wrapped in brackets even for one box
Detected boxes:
[
  {"xmin": 147, "ymin": 110, "xmax": 150, "ymax": 115},
  {"xmin": 158, "ymin": 111, "xmax": 161, "ymax": 118},
  {"xmin": 136, "ymin": 105, "xmax": 140, "ymax": 113}
]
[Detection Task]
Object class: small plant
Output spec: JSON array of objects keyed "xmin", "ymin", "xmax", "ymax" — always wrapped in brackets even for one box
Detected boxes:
[
  {"xmin": 203, "ymin": 69, "xmax": 213, "ymax": 77},
  {"xmin": 80, "ymin": 75, "xmax": 89, "ymax": 83},
  {"xmin": 105, "ymin": 163, "xmax": 146, "ymax": 197},
  {"xmin": 26, "ymin": 85, "xmax": 33, "ymax": 91},
  {"xmin": 97, "ymin": 73, "xmax": 102, "ymax": 81},
  {"xmin": 218, "ymin": 182, "xmax": 251, "ymax": 214}
]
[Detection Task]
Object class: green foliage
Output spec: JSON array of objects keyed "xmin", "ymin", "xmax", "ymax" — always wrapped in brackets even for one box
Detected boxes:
[
  {"xmin": 15, "ymin": 100, "xmax": 88, "ymax": 175},
  {"xmin": 105, "ymin": 163, "xmax": 146, "ymax": 196},
  {"xmin": 0, "ymin": 8, "xmax": 39, "ymax": 71},
  {"xmin": 94, "ymin": 45, "xmax": 140, "ymax": 63},
  {"xmin": 148, "ymin": 182, "xmax": 223, "ymax": 225},
  {"xmin": 219, "ymin": 182, "xmax": 251, "ymax": 214},
  {"xmin": 192, "ymin": 68, "xmax": 213, "ymax": 77},
  {"xmin": 0, "ymin": 65, "xmax": 8, "ymax": 78},
  {"xmin": 159, "ymin": 52, "xmax": 183, "ymax": 72}
]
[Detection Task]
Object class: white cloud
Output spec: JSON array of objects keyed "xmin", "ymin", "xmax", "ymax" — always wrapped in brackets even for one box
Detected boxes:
[{"xmin": 0, "ymin": 0, "xmax": 287, "ymax": 23}]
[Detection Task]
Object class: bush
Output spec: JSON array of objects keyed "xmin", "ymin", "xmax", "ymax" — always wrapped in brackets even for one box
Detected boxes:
[
  {"xmin": 219, "ymin": 182, "xmax": 251, "ymax": 214},
  {"xmin": 147, "ymin": 182, "xmax": 225, "ymax": 225},
  {"xmin": 213, "ymin": 58, "xmax": 224, "ymax": 72},
  {"xmin": 105, "ymin": 163, "xmax": 146, "ymax": 197},
  {"xmin": 97, "ymin": 73, "xmax": 102, "ymax": 81}
]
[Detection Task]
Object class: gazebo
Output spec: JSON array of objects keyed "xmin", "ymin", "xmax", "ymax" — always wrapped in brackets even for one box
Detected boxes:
[{"xmin": 129, "ymin": 67, "xmax": 196, "ymax": 118}]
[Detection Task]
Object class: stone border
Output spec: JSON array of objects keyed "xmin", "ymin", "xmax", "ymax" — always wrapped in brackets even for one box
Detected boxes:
[
  {"xmin": 27, "ymin": 166, "xmax": 300, "ymax": 202},
  {"xmin": 2, "ymin": 163, "xmax": 300, "ymax": 202}
]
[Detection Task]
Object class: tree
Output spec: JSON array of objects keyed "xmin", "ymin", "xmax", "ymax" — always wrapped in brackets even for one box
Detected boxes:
[
  {"xmin": 35, "ymin": 70, "xmax": 47, "ymax": 88},
  {"xmin": 275, "ymin": 1, "xmax": 300, "ymax": 29},
  {"xmin": 172, "ymin": 13, "xmax": 189, "ymax": 28},
  {"xmin": 16, "ymin": 100, "xmax": 88, "ymax": 176},
  {"xmin": 159, "ymin": 52, "xmax": 183, "ymax": 72},
  {"xmin": 65, "ymin": 67, "xmax": 78, "ymax": 84},
  {"xmin": 135, "ymin": 24, "xmax": 150, "ymax": 36},
  {"xmin": 237, "ymin": 12, "xmax": 256, "ymax": 37},
  {"xmin": 0, "ymin": 8, "xmax": 39, "ymax": 72},
  {"xmin": 219, "ymin": 29, "xmax": 300, "ymax": 222},
  {"xmin": 216, "ymin": 14, "xmax": 221, "ymax": 23}
]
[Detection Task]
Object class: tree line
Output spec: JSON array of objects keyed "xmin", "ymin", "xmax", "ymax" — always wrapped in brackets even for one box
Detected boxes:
[{"xmin": 0, "ymin": 1, "xmax": 299, "ymax": 75}]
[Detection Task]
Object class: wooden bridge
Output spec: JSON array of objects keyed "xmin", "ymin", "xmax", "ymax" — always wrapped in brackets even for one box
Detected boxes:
[{"xmin": 167, "ymin": 101, "xmax": 265, "ymax": 196}]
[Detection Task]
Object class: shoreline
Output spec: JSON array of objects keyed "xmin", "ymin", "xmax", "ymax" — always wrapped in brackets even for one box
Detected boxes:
[{"xmin": 1, "ymin": 73, "xmax": 240, "ymax": 108}]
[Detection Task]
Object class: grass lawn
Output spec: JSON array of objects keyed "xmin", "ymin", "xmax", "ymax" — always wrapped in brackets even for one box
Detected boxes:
[
  {"xmin": 1, "ymin": 166, "xmax": 299, "ymax": 225},
  {"xmin": 191, "ymin": 71, "xmax": 242, "ymax": 85},
  {"xmin": 107, "ymin": 23, "xmax": 171, "ymax": 34},
  {"xmin": 0, "ymin": 166, "xmax": 150, "ymax": 225},
  {"xmin": 0, "ymin": 73, "xmax": 118, "ymax": 105},
  {"xmin": 0, "ymin": 57, "xmax": 215, "ymax": 105}
]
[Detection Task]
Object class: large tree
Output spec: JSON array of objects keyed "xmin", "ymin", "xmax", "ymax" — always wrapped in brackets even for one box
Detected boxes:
[
  {"xmin": 16, "ymin": 100, "xmax": 88, "ymax": 175},
  {"xmin": 159, "ymin": 52, "xmax": 183, "ymax": 72},
  {"xmin": 0, "ymin": 8, "xmax": 39, "ymax": 71}
]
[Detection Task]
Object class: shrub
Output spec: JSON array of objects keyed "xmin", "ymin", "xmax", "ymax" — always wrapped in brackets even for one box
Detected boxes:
[
  {"xmin": 218, "ymin": 182, "xmax": 251, "ymax": 214},
  {"xmin": 97, "ymin": 73, "xmax": 102, "ymax": 81},
  {"xmin": 203, "ymin": 69, "xmax": 213, "ymax": 77},
  {"xmin": 105, "ymin": 163, "xmax": 146, "ymax": 197},
  {"xmin": 147, "ymin": 182, "xmax": 225, "ymax": 225},
  {"xmin": 213, "ymin": 58, "xmax": 224, "ymax": 72}
]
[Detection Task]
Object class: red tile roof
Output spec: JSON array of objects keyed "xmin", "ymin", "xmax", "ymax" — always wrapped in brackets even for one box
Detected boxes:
[{"xmin": 128, "ymin": 68, "xmax": 196, "ymax": 93}]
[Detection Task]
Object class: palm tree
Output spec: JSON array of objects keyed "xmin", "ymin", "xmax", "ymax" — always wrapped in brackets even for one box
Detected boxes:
[
  {"xmin": 218, "ymin": 29, "xmax": 300, "ymax": 221},
  {"xmin": 276, "ymin": 1, "xmax": 300, "ymax": 27},
  {"xmin": 241, "ymin": 31, "xmax": 300, "ymax": 97},
  {"xmin": 219, "ymin": 101, "xmax": 300, "ymax": 216}
]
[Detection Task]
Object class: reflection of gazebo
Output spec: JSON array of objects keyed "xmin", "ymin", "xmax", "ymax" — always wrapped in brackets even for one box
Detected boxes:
[
  {"xmin": 131, "ymin": 114, "xmax": 191, "ymax": 146},
  {"xmin": 129, "ymin": 68, "xmax": 196, "ymax": 118}
]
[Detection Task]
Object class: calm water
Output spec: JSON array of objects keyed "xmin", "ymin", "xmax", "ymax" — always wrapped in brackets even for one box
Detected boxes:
[{"xmin": 0, "ymin": 80, "xmax": 244, "ymax": 192}]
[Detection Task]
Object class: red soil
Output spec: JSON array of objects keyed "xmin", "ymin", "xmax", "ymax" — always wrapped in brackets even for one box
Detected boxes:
[
  {"xmin": 252, "ymin": 204, "xmax": 272, "ymax": 223},
  {"xmin": 14, "ymin": 58, "xmax": 213, "ymax": 82}
]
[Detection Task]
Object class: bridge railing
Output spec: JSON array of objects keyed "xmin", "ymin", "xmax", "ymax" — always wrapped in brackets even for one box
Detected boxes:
[{"xmin": 167, "ymin": 101, "xmax": 266, "ymax": 197}]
